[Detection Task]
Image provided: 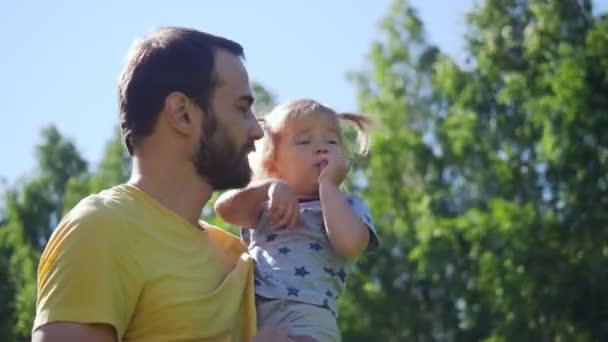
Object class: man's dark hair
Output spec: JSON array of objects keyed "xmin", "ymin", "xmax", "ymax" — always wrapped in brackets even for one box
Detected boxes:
[{"xmin": 118, "ymin": 27, "xmax": 244, "ymax": 155}]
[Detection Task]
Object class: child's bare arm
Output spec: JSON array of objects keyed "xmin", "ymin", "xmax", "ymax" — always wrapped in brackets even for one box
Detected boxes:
[
  {"xmin": 319, "ymin": 180, "xmax": 370, "ymax": 260},
  {"xmin": 215, "ymin": 179, "xmax": 300, "ymax": 228},
  {"xmin": 214, "ymin": 179, "xmax": 274, "ymax": 228}
]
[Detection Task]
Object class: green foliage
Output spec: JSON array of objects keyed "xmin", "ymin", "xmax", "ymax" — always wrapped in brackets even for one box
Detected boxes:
[
  {"xmin": 251, "ymin": 81, "xmax": 277, "ymax": 116},
  {"xmin": 0, "ymin": 127, "xmax": 88, "ymax": 341},
  {"xmin": 1, "ymin": 3, "xmax": 607, "ymax": 340},
  {"xmin": 63, "ymin": 128, "xmax": 130, "ymax": 214},
  {"xmin": 340, "ymin": 0, "xmax": 608, "ymax": 341}
]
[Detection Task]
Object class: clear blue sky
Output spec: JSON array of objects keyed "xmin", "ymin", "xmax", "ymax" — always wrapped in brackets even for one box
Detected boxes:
[{"xmin": 1, "ymin": 0, "xmax": 606, "ymax": 185}]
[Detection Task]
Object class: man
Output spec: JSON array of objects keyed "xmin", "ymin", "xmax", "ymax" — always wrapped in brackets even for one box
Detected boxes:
[{"xmin": 32, "ymin": 27, "xmax": 293, "ymax": 341}]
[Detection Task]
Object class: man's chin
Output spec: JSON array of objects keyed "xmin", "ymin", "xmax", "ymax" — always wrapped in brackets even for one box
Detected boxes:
[
  {"xmin": 194, "ymin": 152, "xmax": 252, "ymax": 191},
  {"xmin": 207, "ymin": 169, "xmax": 252, "ymax": 191}
]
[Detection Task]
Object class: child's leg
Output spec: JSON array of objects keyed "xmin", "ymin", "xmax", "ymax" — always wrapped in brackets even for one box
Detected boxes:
[
  {"xmin": 291, "ymin": 336, "xmax": 317, "ymax": 342},
  {"xmin": 255, "ymin": 296, "xmax": 284, "ymax": 329},
  {"xmin": 256, "ymin": 296, "xmax": 340, "ymax": 342},
  {"xmin": 256, "ymin": 297, "xmax": 320, "ymax": 341}
]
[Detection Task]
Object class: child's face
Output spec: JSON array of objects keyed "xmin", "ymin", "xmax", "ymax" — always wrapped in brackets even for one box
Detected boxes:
[{"xmin": 272, "ymin": 112, "xmax": 345, "ymax": 197}]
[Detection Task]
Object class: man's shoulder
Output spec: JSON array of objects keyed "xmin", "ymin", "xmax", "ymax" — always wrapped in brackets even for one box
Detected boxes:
[
  {"xmin": 203, "ymin": 224, "xmax": 242, "ymax": 244},
  {"xmin": 203, "ymin": 224, "xmax": 249, "ymax": 258},
  {"xmin": 56, "ymin": 185, "xmax": 138, "ymax": 242},
  {"xmin": 39, "ymin": 186, "xmax": 141, "ymax": 281}
]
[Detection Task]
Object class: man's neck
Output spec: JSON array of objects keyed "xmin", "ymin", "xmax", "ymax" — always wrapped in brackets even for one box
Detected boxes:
[{"xmin": 128, "ymin": 157, "xmax": 213, "ymax": 227}]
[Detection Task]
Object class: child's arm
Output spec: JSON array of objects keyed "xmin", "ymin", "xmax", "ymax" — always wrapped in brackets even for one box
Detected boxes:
[
  {"xmin": 319, "ymin": 180, "xmax": 370, "ymax": 260},
  {"xmin": 214, "ymin": 179, "xmax": 300, "ymax": 228},
  {"xmin": 214, "ymin": 179, "xmax": 273, "ymax": 228}
]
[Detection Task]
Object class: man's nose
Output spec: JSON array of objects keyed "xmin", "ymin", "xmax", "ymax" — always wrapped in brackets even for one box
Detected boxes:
[{"xmin": 250, "ymin": 117, "xmax": 264, "ymax": 141}]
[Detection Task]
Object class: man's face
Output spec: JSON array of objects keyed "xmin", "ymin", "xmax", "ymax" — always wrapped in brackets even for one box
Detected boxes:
[{"xmin": 193, "ymin": 49, "xmax": 263, "ymax": 191}]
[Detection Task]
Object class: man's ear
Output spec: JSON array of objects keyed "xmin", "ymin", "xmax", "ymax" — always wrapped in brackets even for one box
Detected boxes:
[{"xmin": 163, "ymin": 92, "xmax": 194, "ymax": 135}]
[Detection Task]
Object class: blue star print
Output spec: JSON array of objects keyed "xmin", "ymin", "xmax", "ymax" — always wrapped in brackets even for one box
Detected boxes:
[
  {"xmin": 278, "ymin": 247, "xmax": 291, "ymax": 255},
  {"xmin": 287, "ymin": 287, "xmax": 300, "ymax": 297},
  {"xmin": 309, "ymin": 242, "xmax": 323, "ymax": 251},
  {"xmin": 336, "ymin": 268, "xmax": 346, "ymax": 282},
  {"xmin": 266, "ymin": 233, "xmax": 277, "ymax": 242},
  {"xmin": 326, "ymin": 290, "xmax": 334, "ymax": 298},
  {"xmin": 323, "ymin": 266, "xmax": 335, "ymax": 276},
  {"xmin": 295, "ymin": 266, "xmax": 310, "ymax": 277}
]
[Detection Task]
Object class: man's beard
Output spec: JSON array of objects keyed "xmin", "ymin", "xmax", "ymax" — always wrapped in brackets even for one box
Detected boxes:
[{"xmin": 193, "ymin": 112, "xmax": 253, "ymax": 191}]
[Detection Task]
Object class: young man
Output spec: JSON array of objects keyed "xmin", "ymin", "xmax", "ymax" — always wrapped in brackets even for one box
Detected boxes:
[{"xmin": 32, "ymin": 27, "xmax": 294, "ymax": 342}]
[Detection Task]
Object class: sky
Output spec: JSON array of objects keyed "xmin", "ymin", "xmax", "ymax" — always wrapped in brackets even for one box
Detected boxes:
[{"xmin": 1, "ymin": 0, "xmax": 606, "ymax": 185}]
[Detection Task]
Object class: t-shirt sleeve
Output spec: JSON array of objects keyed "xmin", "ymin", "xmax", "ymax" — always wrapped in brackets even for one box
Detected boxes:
[
  {"xmin": 347, "ymin": 193, "xmax": 380, "ymax": 252},
  {"xmin": 34, "ymin": 204, "xmax": 143, "ymax": 338}
]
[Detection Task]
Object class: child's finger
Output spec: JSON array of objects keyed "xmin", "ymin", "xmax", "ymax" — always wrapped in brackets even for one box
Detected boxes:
[
  {"xmin": 280, "ymin": 204, "xmax": 293, "ymax": 227},
  {"xmin": 269, "ymin": 195, "xmax": 282, "ymax": 212},
  {"xmin": 290, "ymin": 203, "xmax": 299, "ymax": 228},
  {"xmin": 270, "ymin": 198, "xmax": 286, "ymax": 225},
  {"xmin": 267, "ymin": 197, "xmax": 276, "ymax": 213},
  {"xmin": 290, "ymin": 202, "xmax": 300, "ymax": 227},
  {"xmin": 270, "ymin": 202, "xmax": 284, "ymax": 222}
]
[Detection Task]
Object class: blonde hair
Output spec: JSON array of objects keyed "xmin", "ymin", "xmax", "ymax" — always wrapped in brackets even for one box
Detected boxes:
[{"xmin": 250, "ymin": 99, "xmax": 373, "ymax": 179}]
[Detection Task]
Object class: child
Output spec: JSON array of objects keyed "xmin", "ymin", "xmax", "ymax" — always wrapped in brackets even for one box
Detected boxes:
[{"xmin": 214, "ymin": 99, "xmax": 380, "ymax": 342}]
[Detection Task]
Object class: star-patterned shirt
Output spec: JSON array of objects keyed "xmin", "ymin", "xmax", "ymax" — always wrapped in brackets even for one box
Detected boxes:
[{"xmin": 242, "ymin": 193, "xmax": 379, "ymax": 317}]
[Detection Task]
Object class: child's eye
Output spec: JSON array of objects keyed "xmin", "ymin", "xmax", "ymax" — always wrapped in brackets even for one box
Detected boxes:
[
  {"xmin": 297, "ymin": 140, "xmax": 309, "ymax": 145},
  {"xmin": 328, "ymin": 140, "xmax": 338, "ymax": 145}
]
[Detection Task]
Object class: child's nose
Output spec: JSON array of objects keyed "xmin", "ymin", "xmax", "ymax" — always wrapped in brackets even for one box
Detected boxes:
[{"xmin": 315, "ymin": 146, "xmax": 328, "ymax": 154}]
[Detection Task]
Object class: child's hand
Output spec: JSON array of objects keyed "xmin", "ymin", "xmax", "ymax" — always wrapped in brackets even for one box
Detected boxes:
[
  {"xmin": 267, "ymin": 180, "xmax": 300, "ymax": 228},
  {"xmin": 318, "ymin": 152, "xmax": 350, "ymax": 188}
]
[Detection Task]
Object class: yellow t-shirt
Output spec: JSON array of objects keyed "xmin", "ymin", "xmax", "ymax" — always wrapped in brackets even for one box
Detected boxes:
[{"xmin": 34, "ymin": 184, "xmax": 256, "ymax": 342}]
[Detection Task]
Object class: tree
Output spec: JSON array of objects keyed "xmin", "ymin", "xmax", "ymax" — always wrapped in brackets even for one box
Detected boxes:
[
  {"xmin": 341, "ymin": 0, "xmax": 608, "ymax": 341},
  {"xmin": 252, "ymin": 81, "xmax": 277, "ymax": 116},
  {"xmin": 0, "ymin": 127, "xmax": 88, "ymax": 341},
  {"xmin": 63, "ymin": 128, "xmax": 130, "ymax": 214}
]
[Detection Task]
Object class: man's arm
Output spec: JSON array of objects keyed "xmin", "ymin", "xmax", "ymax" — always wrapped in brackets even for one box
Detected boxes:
[
  {"xmin": 33, "ymin": 206, "xmax": 143, "ymax": 340},
  {"xmin": 32, "ymin": 322, "xmax": 116, "ymax": 342},
  {"xmin": 319, "ymin": 180, "xmax": 370, "ymax": 260}
]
